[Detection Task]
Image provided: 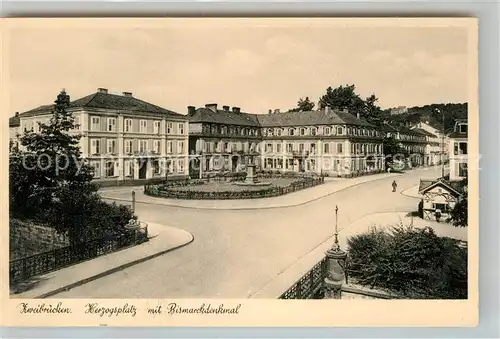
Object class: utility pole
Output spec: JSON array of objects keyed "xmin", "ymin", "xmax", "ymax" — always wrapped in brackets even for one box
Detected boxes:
[{"xmin": 438, "ymin": 108, "xmax": 445, "ymax": 179}]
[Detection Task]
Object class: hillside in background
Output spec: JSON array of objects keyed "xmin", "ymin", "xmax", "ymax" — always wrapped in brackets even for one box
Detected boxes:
[{"xmin": 384, "ymin": 103, "xmax": 468, "ymax": 133}]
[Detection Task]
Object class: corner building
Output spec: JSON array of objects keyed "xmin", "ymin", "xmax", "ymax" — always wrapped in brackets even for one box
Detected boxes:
[{"xmin": 13, "ymin": 88, "xmax": 189, "ymax": 186}]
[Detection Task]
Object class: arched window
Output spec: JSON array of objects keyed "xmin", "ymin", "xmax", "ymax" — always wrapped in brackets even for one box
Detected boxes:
[
  {"xmin": 300, "ymin": 128, "xmax": 306, "ymax": 136},
  {"xmin": 289, "ymin": 128, "xmax": 295, "ymax": 136},
  {"xmin": 268, "ymin": 128, "xmax": 274, "ymax": 136},
  {"xmin": 324, "ymin": 127, "xmax": 331, "ymax": 135},
  {"xmin": 311, "ymin": 127, "xmax": 317, "ymax": 136}
]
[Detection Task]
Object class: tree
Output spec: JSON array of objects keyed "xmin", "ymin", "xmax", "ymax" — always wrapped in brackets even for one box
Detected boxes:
[
  {"xmin": 8, "ymin": 89, "xmax": 128, "ymax": 243},
  {"xmin": 319, "ymin": 84, "xmax": 366, "ymax": 114},
  {"xmin": 318, "ymin": 85, "xmax": 384, "ymax": 125},
  {"xmin": 288, "ymin": 96, "xmax": 315, "ymax": 112},
  {"xmin": 382, "ymin": 135, "xmax": 407, "ymax": 168},
  {"xmin": 10, "ymin": 89, "xmax": 97, "ymax": 216},
  {"xmin": 450, "ymin": 177, "xmax": 468, "ymax": 227}
]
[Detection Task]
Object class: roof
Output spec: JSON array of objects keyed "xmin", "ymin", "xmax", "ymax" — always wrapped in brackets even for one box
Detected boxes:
[
  {"xmin": 398, "ymin": 125, "xmax": 426, "ymax": 136},
  {"xmin": 189, "ymin": 108, "xmax": 261, "ymax": 127},
  {"xmin": 381, "ymin": 123, "xmax": 399, "ymax": 133},
  {"xmin": 9, "ymin": 115, "xmax": 20, "ymax": 127},
  {"xmin": 19, "ymin": 91, "xmax": 186, "ymax": 118},
  {"xmin": 412, "ymin": 128, "xmax": 438, "ymax": 138},
  {"xmin": 418, "ymin": 179, "xmax": 464, "ymax": 195},
  {"xmin": 258, "ymin": 109, "xmax": 376, "ymax": 128},
  {"xmin": 188, "ymin": 107, "xmax": 377, "ymax": 128}
]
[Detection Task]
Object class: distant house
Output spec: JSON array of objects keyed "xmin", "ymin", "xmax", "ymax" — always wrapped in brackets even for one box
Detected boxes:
[
  {"xmin": 390, "ymin": 106, "xmax": 408, "ymax": 115},
  {"xmin": 418, "ymin": 179, "xmax": 465, "ymax": 221},
  {"xmin": 448, "ymin": 119, "xmax": 468, "ymax": 181}
]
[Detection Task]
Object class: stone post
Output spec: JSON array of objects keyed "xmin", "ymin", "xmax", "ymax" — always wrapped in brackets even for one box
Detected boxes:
[
  {"xmin": 131, "ymin": 190, "xmax": 136, "ymax": 213},
  {"xmin": 324, "ymin": 205, "xmax": 347, "ymax": 299}
]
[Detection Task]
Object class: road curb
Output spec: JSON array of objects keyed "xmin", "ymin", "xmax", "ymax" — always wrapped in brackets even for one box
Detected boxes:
[
  {"xmin": 34, "ymin": 233, "xmax": 195, "ymax": 299},
  {"xmin": 101, "ymin": 173, "xmax": 404, "ymax": 211}
]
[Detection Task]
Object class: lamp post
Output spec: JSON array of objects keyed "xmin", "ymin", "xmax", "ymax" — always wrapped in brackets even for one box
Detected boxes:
[
  {"xmin": 436, "ymin": 108, "xmax": 445, "ymax": 178},
  {"xmin": 324, "ymin": 205, "xmax": 347, "ymax": 299}
]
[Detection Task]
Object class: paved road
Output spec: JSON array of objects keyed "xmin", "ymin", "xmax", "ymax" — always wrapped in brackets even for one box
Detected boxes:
[{"xmin": 51, "ymin": 167, "xmax": 440, "ymax": 298}]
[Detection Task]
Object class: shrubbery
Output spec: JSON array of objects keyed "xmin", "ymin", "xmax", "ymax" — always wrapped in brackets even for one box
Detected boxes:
[
  {"xmin": 347, "ymin": 224, "xmax": 467, "ymax": 299},
  {"xmin": 9, "ymin": 90, "xmax": 136, "ymax": 245}
]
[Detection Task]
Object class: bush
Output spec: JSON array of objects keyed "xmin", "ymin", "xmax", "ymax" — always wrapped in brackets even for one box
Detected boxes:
[
  {"xmin": 40, "ymin": 190, "xmax": 135, "ymax": 244},
  {"xmin": 347, "ymin": 224, "xmax": 467, "ymax": 299}
]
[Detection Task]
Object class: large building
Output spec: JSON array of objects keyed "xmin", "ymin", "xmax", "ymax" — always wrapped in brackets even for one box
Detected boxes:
[
  {"xmin": 187, "ymin": 104, "xmax": 385, "ymax": 177},
  {"xmin": 258, "ymin": 107, "xmax": 384, "ymax": 176},
  {"xmin": 381, "ymin": 122, "xmax": 428, "ymax": 167},
  {"xmin": 11, "ymin": 88, "xmax": 189, "ymax": 186},
  {"xmin": 448, "ymin": 119, "xmax": 468, "ymax": 181},
  {"xmin": 187, "ymin": 104, "xmax": 262, "ymax": 177},
  {"xmin": 412, "ymin": 120, "xmax": 449, "ymax": 166}
]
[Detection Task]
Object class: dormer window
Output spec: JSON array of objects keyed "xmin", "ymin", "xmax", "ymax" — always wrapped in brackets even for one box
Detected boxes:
[
  {"xmin": 324, "ymin": 127, "xmax": 331, "ymax": 135},
  {"xmin": 459, "ymin": 124, "xmax": 467, "ymax": 133},
  {"xmin": 311, "ymin": 127, "xmax": 317, "ymax": 136},
  {"xmin": 300, "ymin": 128, "xmax": 306, "ymax": 136},
  {"xmin": 277, "ymin": 128, "xmax": 282, "ymax": 136},
  {"xmin": 289, "ymin": 128, "xmax": 295, "ymax": 136},
  {"xmin": 268, "ymin": 128, "xmax": 274, "ymax": 136}
]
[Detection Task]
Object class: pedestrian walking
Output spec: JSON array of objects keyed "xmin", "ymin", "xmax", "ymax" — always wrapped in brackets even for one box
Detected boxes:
[{"xmin": 392, "ymin": 180, "xmax": 397, "ymax": 192}]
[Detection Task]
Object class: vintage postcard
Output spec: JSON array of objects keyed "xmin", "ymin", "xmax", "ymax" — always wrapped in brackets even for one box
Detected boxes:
[{"xmin": 1, "ymin": 18, "xmax": 478, "ymax": 327}]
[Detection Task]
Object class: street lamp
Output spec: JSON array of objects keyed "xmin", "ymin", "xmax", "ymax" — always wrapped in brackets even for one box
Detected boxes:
[
  {"xmin": 324, "ymin": 205, "xmax": 348, "ymax": 299},
  {"xmin": 436, "ymin": 108, "xmax": 445, "ymax": 178}
]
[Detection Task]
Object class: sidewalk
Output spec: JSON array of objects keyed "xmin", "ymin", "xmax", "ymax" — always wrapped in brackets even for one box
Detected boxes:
[
  {"xmin": 250, "ymin": 211, "xmax": 467, "ymax": 298},
  {"xmin": 11, "ymin": 222, "xmax": 193, "ymax": 299},
  {"xmin": 100, "ymin": 171, "xmax": 409, "ymax": 210}
]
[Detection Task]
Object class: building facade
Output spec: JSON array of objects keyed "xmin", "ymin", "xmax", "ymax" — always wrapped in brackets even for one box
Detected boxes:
[
  {"xmin": 381, "ymin": 123, "xmax": 427, "ymax": 167},
  {"xmin": 448, "ymin": 119, "xmax": 468, "ymax": 181},
  {"xmin": 9, "ymin": 112, "xmax": 20, "ymax": 151},
  {"xmin": 187, "ymin": 105, "xmax": 385, "ymax": 177},
  {"xmin": 418, "ymin": 179, "xmax": 462, "ymax": 221},
  {"xmin": 259, "ymin": 107, "xmax": 384, "ymax": 176},
  {"xmin": 412, "ymin": 120, "xmax": 449, "ymax": 165},
  {"xmin": 11, "ymin": 88, "xmax": 189, "ymax": 186},
  {"xmin": 187, "ymin": 104, "xmax": 262, "ymax": 177}
]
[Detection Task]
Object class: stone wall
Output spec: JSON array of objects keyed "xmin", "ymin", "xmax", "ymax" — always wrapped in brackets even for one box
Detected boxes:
[{"xmin": 10, "ymin": 219, "xmax": 69, "ymax": 260}]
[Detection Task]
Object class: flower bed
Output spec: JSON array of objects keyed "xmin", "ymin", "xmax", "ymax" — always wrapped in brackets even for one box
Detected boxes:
[{"xmin": 144, "ymin": 176, "xmax": 324, "ymax": 200}]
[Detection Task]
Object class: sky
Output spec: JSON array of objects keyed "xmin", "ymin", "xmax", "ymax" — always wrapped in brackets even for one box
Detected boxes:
[{"xmin": 6, "ymin": 19, "xmax": 471, "ymax": 115}]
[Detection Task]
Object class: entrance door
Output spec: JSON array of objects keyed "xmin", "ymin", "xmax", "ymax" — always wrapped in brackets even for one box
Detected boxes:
[
  {"xmin": 138, "ymin": 158, "xmax": 148, "ymax": 179},
  {"xmin": 232, "ymin": 156, "xmax": 238, "ymax": 172}
]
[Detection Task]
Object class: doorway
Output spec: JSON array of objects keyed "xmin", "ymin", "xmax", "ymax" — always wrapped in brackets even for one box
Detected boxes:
[
  {"xmin": 138, "ymin": 158, "xmax": 148, "ymax": 179},
  {"xmin": 232, "ymin": 156, "xmax": 239, "ymax": 172}
]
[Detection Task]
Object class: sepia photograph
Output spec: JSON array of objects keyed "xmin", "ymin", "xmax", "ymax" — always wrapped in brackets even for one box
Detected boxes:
[{"xmin": 1, "ymin": 18, "xmax": 478, "ymax": 326}]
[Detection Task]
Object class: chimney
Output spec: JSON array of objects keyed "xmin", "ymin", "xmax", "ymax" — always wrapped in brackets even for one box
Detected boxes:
[
  {"xmin": 122, "ymin": 92, "xmax": 133, "ymax": 97},
  {"xmin": 187, "ymin": 106, "xmax": 196, "ymax": 115},
  {"xmin": 268, "ymin": 109, "xmax": 272, "ymax": 114},
  {"xmin": 223, "ymin": 105, "xmax": 230, "ymax": 112},
  {"xmin": 356, "ymin": 112, "xmax": 360, "ymax": 119},
  {"xmin": 274, "ymin": 109, "xmax": 280, "ymax": 114},
  {"xmin": 232, "ymin": 107, "xmax": 241, "ymax": 113},
  {"xmin": 15, "ymin": 112, "xmax": 19, "ymax": 117},
  {"xmin": 325, "ymin": 106, "xmax": 330, "ymax": 113},
  {"xmin": 97, "ymin": 88, "xmax": 108, "ymax": 94},
  {"xmin": 205, "ymin": 103, "xmax": 218, "ymax": 113}
]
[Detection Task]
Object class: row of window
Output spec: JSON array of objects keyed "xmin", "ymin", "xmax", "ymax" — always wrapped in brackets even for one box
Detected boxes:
[
  {"xmin": 264, "ymin": 126, "xmax": 382, "ymax": 138},
  {"xmin": 350, "ymin": 143, "xmax": 383, "ymax": 155},
  {"xmin": 90, "ymin": 139, "xmax": 185, "ymax": 155},
  {"xmin": 200, "ymin": 141, "xmax": 258, "ymax": 153},
  {"xmin": 203, "ymin": 124, "xmax": 260, "ymax": 137},
  {"xmin": 90, "ymin": 116, "xmax": 185, "ymax": 134},
  {"xmin": 90, "ymin": 159, "xmax": 185, "ymax": 178}
]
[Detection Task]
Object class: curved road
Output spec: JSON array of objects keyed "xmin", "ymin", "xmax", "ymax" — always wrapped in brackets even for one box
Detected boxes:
[{"xmin": 50, "ymin": 168, "xmax": 439, "ymax": 298}]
